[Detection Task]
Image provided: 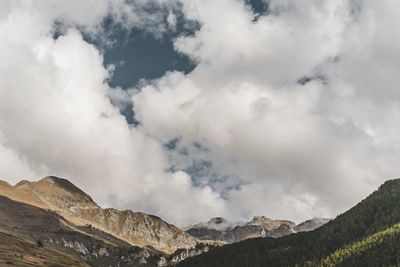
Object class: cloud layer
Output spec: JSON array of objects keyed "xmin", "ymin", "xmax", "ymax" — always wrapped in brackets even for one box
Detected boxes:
[{"xmin": 1, "ymin": 0, "xmax": 400, "ymax": 225}]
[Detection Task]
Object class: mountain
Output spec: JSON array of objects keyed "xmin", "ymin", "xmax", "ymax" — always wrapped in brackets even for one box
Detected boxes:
[
  {"xmin": 178, "ymin": 178, "xmax": 400, "ymax": 267},
  {"xmin": 11, "ymin": 176, "xmax": 197, "ymax": 254},
  {"xmin": 294, "ymin": 217, "xmax": 331, "ymax": 232},
  {"xmin": 0, "ymin": 195, "xmax": 162, "ymax": 266},
  {"xmin": 186, "ymin": 217, "xmax": 238, "ymax": 233},
  {"xmin": 186, "ymin": 216, "xmax": 328, "ymax": 243},
  {"xmin": 0, "ymin": 176, "xmax": 231, "ymax": 266},
  {"xmin": 185, "ymin": 217, "xmax": 240, "ymax": 242},
  {"xmin": 6, "ymin": 175, "xmax": 399, "ymax": 267}
]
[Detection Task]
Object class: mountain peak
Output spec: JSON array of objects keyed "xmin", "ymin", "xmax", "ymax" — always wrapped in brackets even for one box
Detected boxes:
[
  {"xmin": 14, "ymin": 179, "xmax": 30, "ymax": 187},
  {"xmin": 294, "ymin": 217, "xmax": 331, "ymax": 232},
  {"xmin": 378, "ymin": 178, "xmax": 400, "ymax": 192},
  {"xmin": 15, "ymin": 176, "xmax": 98, "ymax": 211},
  {"xmin": 0, "ymin": 180, "xmax": 11, "ymax": 187},
  {"xmin": 208, "ymin": 217, "xmax": 228, "ymax": 225},
  {"xmin": 38, "ymin": 176, "xmax": 90, "ymax": 197},
  {"xmin": 179, "ymin": 178, "xmax": 400, "ymax": 266},
  {"xmin": 250, "ymin": 216, "xmax": 272, "ymax": 222},
  {"xmin": 40, "ymin": 175, "xmax": 66, "ymax": 182}
]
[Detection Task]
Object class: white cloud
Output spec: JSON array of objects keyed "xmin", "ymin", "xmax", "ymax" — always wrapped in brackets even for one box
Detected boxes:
[
  {"xmin": 2, "ymin": 0, "xmax": 400, "ymax": 226},
  {"xmin": 0, "ymin": 0, "xmax": 224, "ymax": 226},
  {"xmin": 133, "ymin": 0, "xmax": 400, "ymax": 222}
]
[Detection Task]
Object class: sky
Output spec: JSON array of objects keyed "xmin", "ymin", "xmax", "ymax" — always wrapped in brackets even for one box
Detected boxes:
[{"xmin": 1, "ymin": 0, "xmax": 400, "ymax": 226}]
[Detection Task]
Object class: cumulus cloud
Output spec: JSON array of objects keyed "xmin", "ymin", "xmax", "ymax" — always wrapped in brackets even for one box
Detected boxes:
[
  {"xmin": 133, "ymin": 0, "xmax": 400, "ymax": 222},
  {"xmin": 1, "ymin": 0, "xmax": 400, "ymax": 226},
  {"xmin": 0, "ymin": 0, "xmax": 224, "ymax": 225}
]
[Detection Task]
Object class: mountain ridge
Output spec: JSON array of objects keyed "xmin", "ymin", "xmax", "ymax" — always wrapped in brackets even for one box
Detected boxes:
[
  {"xmin": 186, "ymin": 215, "xmax": 329, "ymax": 243},
  {"xmin": 4, "ymin": 175, "xmax": 397, "ymax": 266},
  {"xmin": 0, "ymin": 194, "xmax": 164, "ymax": 266},
  {"xmin": 178, "ymin": 178, "xmax": 400, "ymax": 267},
  {"xmin": 1, "ymin": 176, "xmax": 198, "ymax": 254}
]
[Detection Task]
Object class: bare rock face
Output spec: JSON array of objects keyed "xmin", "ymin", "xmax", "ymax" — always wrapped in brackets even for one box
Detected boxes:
[
  {"xmin": 76, "ymin": 208, "xmax": 197, "ymax": 253},
  {"xmin": 165, "ymin": 243, "xmax": 219, "ymax": 266},
  {"xmin": 10, "ymin": 176, "xmax": 198, "ymax": 254}
]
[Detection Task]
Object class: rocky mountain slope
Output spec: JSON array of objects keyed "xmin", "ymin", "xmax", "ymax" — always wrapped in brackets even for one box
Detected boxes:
[
  {"xmin": 0, "ymin": 176, "xmax": 226, "ymax": 266},
  {"xmin": 186, "ymin": 216, "xmax": 329, "ymax": 243},
  {"xmin": 0, "ymin": 195, "xmax": 162, "ymax": 266},
  {"xmin": 8, "ymin": 176, "xmax": 197, "ymax": 254},
  {"xmin": 178, "ymin": 178, "xmax": 400, "ymax": 267}
]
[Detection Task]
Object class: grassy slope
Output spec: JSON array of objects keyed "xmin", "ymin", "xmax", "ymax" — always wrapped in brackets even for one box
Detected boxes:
[{"xmin": 0, "ymin": 231, "xmax": 88, "ymax": 267}]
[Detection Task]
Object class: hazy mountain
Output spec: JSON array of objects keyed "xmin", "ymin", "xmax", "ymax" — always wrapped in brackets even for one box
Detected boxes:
[
  {"xmin": 185, "ymin": 217, "xmax": 240, "ymax": 232},
  {"xmin": 185, "ymin": 217, "xmax": 241, "ymax": 242},
  {"xmin": 178, "ymin": 178, "xmax": 400, "ymax": 267},
  {"xmin": 294, "ymin": 217, "xmax": 331, "ymax": 232},
  {"xmin": 186, "ymin": 215, "xmax": 328, "ymax": 243}
]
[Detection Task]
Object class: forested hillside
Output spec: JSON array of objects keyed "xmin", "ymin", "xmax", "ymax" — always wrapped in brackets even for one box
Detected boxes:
[{"xmin": 178, "ymin": 179, "xmax": 400, "ymax": 267}]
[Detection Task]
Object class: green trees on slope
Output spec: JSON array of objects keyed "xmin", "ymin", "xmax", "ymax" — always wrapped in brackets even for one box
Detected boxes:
[
  {"xmin": 322, "ymin": 223, "xmax": 400, "ymax": 266},
  {"xmin": 179, "ymin": 179, "xmax": 400, "ymax": 267}
]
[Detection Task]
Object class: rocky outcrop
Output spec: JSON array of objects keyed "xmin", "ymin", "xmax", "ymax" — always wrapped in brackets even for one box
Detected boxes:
[
  {"xmin": 164, "ymin": 243, "xmax": 218, "ymax": 266},
  {"xmin": 76, "ymin": 207, "xmax": 197, "ymax": 253}
]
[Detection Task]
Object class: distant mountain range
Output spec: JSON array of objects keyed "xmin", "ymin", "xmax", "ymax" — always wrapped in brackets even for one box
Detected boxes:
[
  {"xmin": 185, "ymin": 216, "xmax": 329, "ymax": 243},
  {"xmin": 178, "ymin": 178, "xmax": 400, "ymax": 267},
  {"xmin": 2, "ymin": 176, "xmax": 399, "ymax": 266}
]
